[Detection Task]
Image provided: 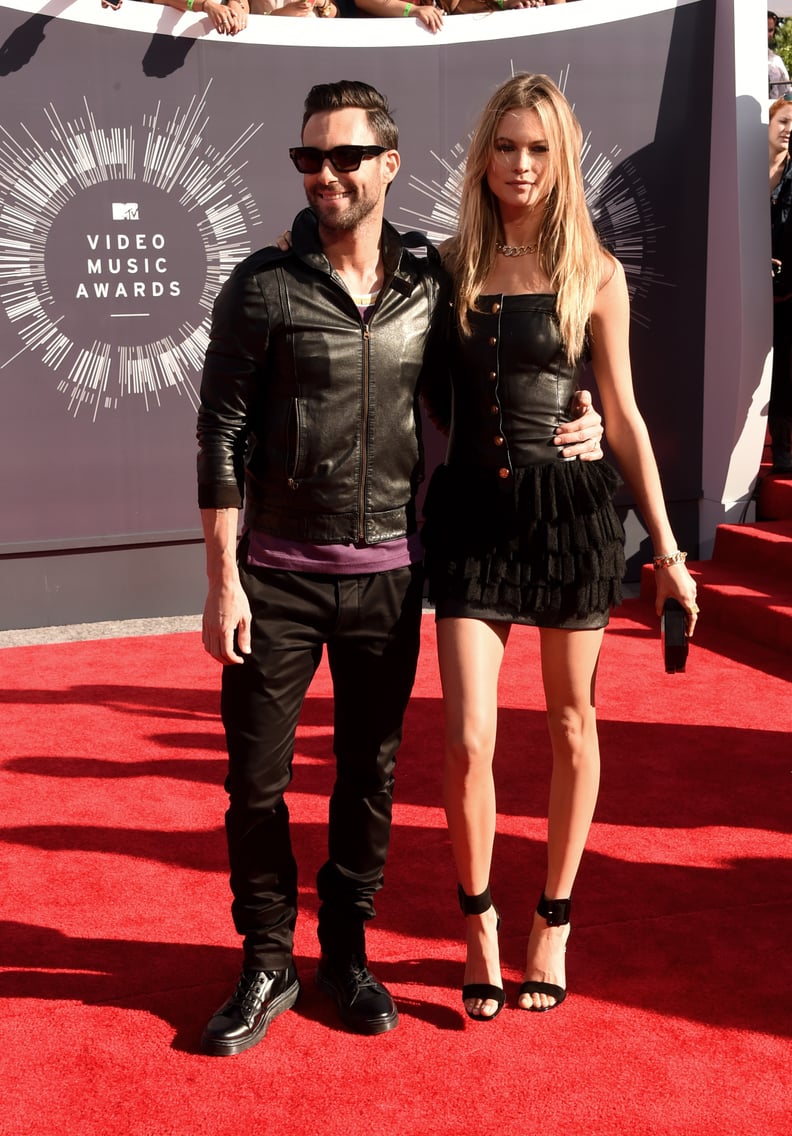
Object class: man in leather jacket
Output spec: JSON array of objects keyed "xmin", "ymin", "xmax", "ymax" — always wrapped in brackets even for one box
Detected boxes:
[{"xmin": 196, "ymin": 79, "xmax": 604, "ymax": 1056}]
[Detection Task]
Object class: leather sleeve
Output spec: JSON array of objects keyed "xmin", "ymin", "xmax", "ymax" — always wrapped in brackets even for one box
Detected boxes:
[
  {"xmin": 196, "ymin": 260, "xmax": 271, "ymax": 510},
  {"xmin": 418, "ymin": 281, "xmax": 453, "ymax": 436}
]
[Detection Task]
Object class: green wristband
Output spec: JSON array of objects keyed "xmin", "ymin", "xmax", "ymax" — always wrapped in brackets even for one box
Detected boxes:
[
  {"xmin": 186, "ymin": 0, "xmax": 194, "ymax": 9},
  {"xmin": 403, "ymin": 3, "xmax": 413, "ymax": 13}
]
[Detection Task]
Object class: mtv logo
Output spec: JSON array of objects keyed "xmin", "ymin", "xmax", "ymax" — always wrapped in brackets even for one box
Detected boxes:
[{"xmin": 112, "ymin": 202, "xmax": 140, "ymax": 221}]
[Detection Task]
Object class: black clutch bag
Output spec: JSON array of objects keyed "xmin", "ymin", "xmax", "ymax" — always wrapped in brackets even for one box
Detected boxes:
[{"xmin": 661, "ymin": 598, "xmax": 689, "ymax": 674}]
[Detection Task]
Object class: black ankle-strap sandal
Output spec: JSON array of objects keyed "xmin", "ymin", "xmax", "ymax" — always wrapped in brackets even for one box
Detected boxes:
[
  {"xmin": 518, "ymin": 893, "xmax": 572, "ymax": 1013},
  {"xmin": 457, "ymin": 884, "xmax": 505, "ymax": 1022}
]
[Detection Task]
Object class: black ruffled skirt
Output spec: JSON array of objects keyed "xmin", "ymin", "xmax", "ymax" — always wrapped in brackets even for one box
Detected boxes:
[{"xmin": 421, "ymin": 460, "xmax": 625, "ymax": 629}]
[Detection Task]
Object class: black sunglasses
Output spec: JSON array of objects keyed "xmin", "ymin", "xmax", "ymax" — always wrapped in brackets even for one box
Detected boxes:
[{"xmin": 289, "ymin": 145, "xmax": 388, "ymax": 175}]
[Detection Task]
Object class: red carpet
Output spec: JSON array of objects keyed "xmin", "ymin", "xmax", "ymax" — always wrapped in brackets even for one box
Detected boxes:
[
  {"xmin": 1, "ymin": 603, "xmax": 790, "ymax": 1136},
  {"xmin": 645, "ymin": 443, "xmax": 792, "ymax": 657}
]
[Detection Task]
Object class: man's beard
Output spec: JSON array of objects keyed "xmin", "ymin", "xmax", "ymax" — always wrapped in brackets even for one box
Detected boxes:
[{"xmin": 307, "ymin": 186, "xmax": 380, "ymax": 232}]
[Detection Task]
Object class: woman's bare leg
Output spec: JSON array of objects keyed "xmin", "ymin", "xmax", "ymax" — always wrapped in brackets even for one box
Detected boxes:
[
  {"xmin": 518, "ymin": 626, "xmax": 604, "ymax": 1010},
  {"xmin": 438, "ymin": 616, "xmax": 510, "ymax": 1018}
]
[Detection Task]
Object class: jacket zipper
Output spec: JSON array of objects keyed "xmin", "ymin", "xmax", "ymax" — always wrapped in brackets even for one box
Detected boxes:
[
  {"xmin": 330, "ymin": 265, "xmax": 389, "ymax": 542},
  {"xmin": 358, "ymin": 324, "xmax": 370, "ymax": 541}
]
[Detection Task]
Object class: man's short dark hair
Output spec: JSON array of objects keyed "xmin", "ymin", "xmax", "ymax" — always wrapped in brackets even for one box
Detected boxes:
[{"xmin": 302, "ymin": 81, "xmax": 399, "ymax": 151}]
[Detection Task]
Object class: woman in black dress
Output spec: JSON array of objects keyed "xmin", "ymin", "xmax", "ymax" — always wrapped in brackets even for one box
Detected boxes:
[{"xmin": 422, "ymin": 74, "xmax": 698, "ymax": 1020}]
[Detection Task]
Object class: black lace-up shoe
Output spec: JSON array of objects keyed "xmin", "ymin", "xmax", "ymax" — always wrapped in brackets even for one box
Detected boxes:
[
  {"xmin": 315, "ymin": 955, "xmax": 398, "ymax": 1035},
  {"xmin": 201, "ymin": 964, "xmax": 300, "ymax": 1056}
]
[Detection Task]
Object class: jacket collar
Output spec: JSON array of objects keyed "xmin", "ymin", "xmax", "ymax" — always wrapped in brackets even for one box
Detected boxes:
[{"xmin": 291, "ymin": 207, "xmax": 413, "ymax": 285}]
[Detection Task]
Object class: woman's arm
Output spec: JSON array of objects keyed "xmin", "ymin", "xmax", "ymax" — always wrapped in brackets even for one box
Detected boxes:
[
  {"xmin": 588, "ymin": 259, "xmax": 698, "ymax": 629},
  {"xmin": 355, "ymin": 0, "xmax": 444, "ymax": 31},
  {"xmin": 252, "ymin": 0, "xmax": 336, "ymax": 13},
  {"xmin": 438, "ymin": 1, "xmax": 540, "ymax": 11}
]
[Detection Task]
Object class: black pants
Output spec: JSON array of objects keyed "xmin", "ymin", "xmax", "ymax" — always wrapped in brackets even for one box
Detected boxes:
[
  {"xmin": 771, "ymin": 296, "xmax": 792, "ymax": 420},
  {"xmin": 771, "ymin": 296, "xmax": 792, "ymax": 464},
  {"xmin": 220, "ymin": 561, "xmax": 423, "ymax": 969}
]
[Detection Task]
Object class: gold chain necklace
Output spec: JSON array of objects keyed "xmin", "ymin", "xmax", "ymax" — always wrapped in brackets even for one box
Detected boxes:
[{"xmin": 496, "ymin": 241, "xmax": 538, "ymax": 257}]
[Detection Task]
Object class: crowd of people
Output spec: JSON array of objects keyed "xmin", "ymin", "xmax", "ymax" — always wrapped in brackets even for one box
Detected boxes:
[
  {"xmin": 94, "ymin": 0, "xmax": 792, "ymax": 64},
  {"xmin": 99, "ymin": 1, "xmax": 791, "ymax": 57},
  {"xmin": 769, "ymin": 11, "xmax": 791, "ymax": 98},
  {"xmin": 101, "ymin": 0, "xmax": 572, "ymax": 34}
]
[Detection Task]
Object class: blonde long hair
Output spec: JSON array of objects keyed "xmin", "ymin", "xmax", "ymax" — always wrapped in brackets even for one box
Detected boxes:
[{"xmin": 448, "ymin": 74, "xmax": 611, "ymax": 362}]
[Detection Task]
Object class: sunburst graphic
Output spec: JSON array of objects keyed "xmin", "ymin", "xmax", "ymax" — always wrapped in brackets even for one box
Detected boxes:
[
  {"xmin": 401, "ymin": 68, "xmax": 661, "ymax": 328},
  {"xmin": 0, "ymin": 82, "xmax": 262, "ymax": 419}
]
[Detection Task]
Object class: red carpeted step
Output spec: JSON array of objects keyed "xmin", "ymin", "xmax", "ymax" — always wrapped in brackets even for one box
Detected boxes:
[
  {"xmin": 757, "ymin": 471, "xmax": 792, "ymax": 520},
  {"xmin": 712, "ymin": 520, "xmax": 792, "ymax": 577},
  {"xmin": 641, "ymin": 560, "xmax": 792, "ymax": 655}
]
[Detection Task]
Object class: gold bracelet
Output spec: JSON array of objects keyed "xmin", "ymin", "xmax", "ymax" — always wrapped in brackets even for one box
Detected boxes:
[{"xmin": 652, "ymin": 549, "xmax": 688, "ymax": 570}]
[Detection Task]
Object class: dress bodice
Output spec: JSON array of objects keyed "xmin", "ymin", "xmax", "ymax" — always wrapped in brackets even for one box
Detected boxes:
[{"xmin": 446, "ymin": 293, "xmax": 585, "ymax": 475}]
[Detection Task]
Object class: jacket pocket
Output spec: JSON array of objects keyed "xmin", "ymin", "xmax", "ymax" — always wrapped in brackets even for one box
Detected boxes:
[{"xmin": 286, "ymin": 397, "xmax": 302, "ymax": 488}]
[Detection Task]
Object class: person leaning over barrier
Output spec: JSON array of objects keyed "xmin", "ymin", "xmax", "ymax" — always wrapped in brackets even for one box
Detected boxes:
[
  {"xmin": 250, "ymin": 0, "xmax": 338, "ymax": 16},
  {"xmin": 352, "ymin": 0, "xmax": 444, "ymax": 29},
  {"xmin": 101, "ymin": 0, "xmax": 249, "ymax": 36}
]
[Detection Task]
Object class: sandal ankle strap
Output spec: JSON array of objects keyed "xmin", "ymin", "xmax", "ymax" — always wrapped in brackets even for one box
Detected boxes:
[
  {"xmin": 458, "ymin": 883, "xmax": 493, "ymax": 917},
  {"xmin": 537, "ymin": 893, "xmax": 571, "ymax": 926}
]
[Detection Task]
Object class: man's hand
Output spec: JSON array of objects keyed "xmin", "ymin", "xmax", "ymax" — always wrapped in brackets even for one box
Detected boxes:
[
  {"xmin": 202, "ymin": 580, "xmax": 252, "ymax": 665},
  {"xmin": 554, "ymin": 388, "xmax": 604, "ymax": 462},
  {"xmin": 200, "ymin": 508, "xmax": 251, "ymax": 664}
]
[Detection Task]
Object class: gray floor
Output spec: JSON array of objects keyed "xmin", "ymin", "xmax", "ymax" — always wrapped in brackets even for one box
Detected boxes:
[
  {"xmin": 0, "ymin": 615, "xmax": 202, "ymax": 648},
  {"xmin": 0, "ymin": 586, "xmax": 642, "ymax": 649}
]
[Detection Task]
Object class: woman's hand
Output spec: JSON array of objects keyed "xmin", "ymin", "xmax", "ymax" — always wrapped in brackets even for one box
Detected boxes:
[
  {"xmin": 205, "ymin": 0, "xmax": 244, "ymax": 33},
  {"xmin": 654, "ymin": 561, "xmax": 699, "ymax": 637},
  {"xmin": 227, "ymin": 0, "xmax": 249, "ymax": 27},
  {"xmin": 413, "ymin": 2, "xmax": 444, "ymax": 31}
]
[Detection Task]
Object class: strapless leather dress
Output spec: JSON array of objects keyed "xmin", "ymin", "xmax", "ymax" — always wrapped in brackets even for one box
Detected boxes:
[{"xmin": 421, "ymin": 294, "xmax": 625, "ymax": 628}]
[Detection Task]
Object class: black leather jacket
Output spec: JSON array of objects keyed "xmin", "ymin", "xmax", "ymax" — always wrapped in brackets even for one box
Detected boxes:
[{"xmin": 197, "ymin": 209, "xmax": 445, "ymax": 545}]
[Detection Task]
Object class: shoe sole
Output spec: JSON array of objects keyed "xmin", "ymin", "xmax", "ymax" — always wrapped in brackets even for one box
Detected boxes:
[
  {"xmin": 200, "ymin": 976, "xmax": 301, "ymax": 1056},
  {"xmin": 314, "ymin": 971, "xmax": 398, "ymax": 1035}
]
